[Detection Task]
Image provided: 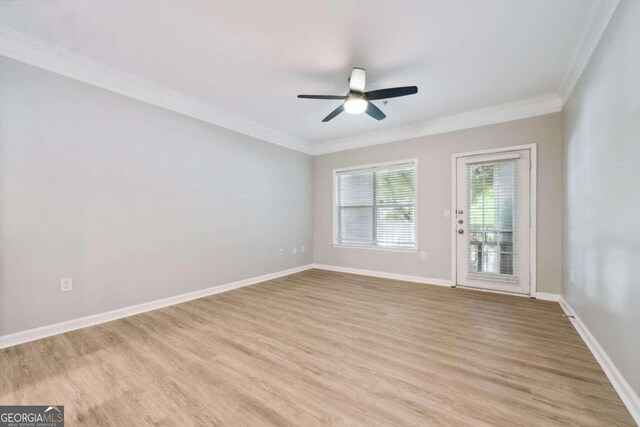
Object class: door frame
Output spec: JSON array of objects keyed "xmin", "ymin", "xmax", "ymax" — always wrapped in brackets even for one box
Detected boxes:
[{"xmin": 450, "ymin": 143, "xmax": 538, "ymax": 297}]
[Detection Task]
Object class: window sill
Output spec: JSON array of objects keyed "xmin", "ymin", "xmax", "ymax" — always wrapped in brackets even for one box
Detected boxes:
[{"xmin": 333, "ymin": 244, "xmax": 418, "ymax": 254}]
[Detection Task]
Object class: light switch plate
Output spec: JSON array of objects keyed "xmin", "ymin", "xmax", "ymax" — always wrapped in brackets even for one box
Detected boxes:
[{"xmin": 61, "ymin": 278, "xmax": 73, "ymax": 293}]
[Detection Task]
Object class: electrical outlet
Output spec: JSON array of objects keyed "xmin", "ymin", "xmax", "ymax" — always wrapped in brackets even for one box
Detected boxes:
[
  {"xmin": 420, "ymin": 251, "xmax": 427, "ymax": 260},
  {"xmin": 278, "ymin": 248, "xmax": 283, "ymax": 256},
  {"xmin": 292, "ymin": 246, "xmax": 297, "ymax": 254},
  {"xmin": 61, "ymin": 278, "xmax": 73, "ymax": 293},
  {"xmin": 301, "ymin": 246, "xmax": 305, "ymax": 253}
]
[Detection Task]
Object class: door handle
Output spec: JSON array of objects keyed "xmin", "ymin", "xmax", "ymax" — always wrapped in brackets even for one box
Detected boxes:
[{"xmin": 457, "ymin": 229, "xmax": 464, "ymax": 234}]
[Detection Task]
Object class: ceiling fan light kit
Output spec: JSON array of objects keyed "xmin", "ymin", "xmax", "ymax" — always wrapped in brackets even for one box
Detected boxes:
[
  {"xmin": 344, "ymin": 94, "xmax": 368, "ymax": 114},
  {"xmin": 298, "ymin": 67, "xmax": 418, "ymax": 122}
]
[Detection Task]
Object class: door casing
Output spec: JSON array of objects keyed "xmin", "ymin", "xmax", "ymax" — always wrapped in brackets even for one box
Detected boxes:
[{"xmin": 451, "ymin": 144, "xmax": 537, "ymax": 297}]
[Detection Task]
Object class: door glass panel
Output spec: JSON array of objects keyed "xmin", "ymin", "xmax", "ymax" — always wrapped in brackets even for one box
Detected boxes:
[{"xmin": 466, "ymin": 160, "xmax": 518, "ymax": 280}]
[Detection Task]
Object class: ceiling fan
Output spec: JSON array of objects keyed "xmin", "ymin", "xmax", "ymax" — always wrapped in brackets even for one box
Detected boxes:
[{"xmin": 297, "ymin": 67, "xmax": 418, "ymax": 122}]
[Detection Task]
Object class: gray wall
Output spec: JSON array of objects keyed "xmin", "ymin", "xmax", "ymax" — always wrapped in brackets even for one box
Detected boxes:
[
  {"xmin": 563, "ymin": 1, "xmax": 640, "ymax": 396},
  {"xmin": 313, "ymin": 113, "xmax": 563, "ymax": 294},
  {"xmin": 0, "ymin": 57, "xmax": 312, "ymax": 336}
]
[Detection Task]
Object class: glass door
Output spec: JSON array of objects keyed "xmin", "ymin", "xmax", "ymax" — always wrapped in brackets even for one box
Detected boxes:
[{"xmin": 455, "ymin": 150, "xmax": 531, "ymax": 294}]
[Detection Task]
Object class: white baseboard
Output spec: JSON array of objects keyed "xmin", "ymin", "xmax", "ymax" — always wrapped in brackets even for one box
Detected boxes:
[
  {"xmin": 0, "ymin": 264, "xmax": 313, "ymax": 350},
  {"xmin": 559, "ymin": 297, "xmax": 640, "ymax": 424},
  {"xmin": 312, "ymin": 264, "xmax": 639, "ymax": 422},
  {"xmin": 535, "ymin": 292, "xmax": 562, "ymax": 302},
  {"xmin": 311, "ymin": 263, "xmax": 452, "ymax": 287},
  {"xmin": 3, "ymin": 263, "xmax": 637, "ymax": 424}
]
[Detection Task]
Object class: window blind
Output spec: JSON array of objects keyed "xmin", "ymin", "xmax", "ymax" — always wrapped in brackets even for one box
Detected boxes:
[
  {"xmin": 335, "ymin": 162, "xmax": 416, "ymax": 249},
  {"xmin": 466, "ymin": 159, "xmax": 518, "ymax": 282}
]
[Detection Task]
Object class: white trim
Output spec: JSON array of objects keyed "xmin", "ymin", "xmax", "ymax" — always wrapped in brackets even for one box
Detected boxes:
[
  {"xmin": 449, "ymin": 143, "xmax": 539, "ymax": 158},
  {"xmin": 530, "ymin": 144, "xmax": 538, "ymax": 297},
  {"xmin": 333, "ymin": 158, "xmax": 418, "ymax": 174},
  {"xmin": 314, "ymin": 263, "xmax": 640, "ymax": 427},
  {"xmin": 0, "ymin": 24, "xmax": 569, "ymax": 157},
  {"xmin": 0, "ymin": 25, "xmax": 312, "ymax": 155},
  {"xmin": 0, "ymin": 2, "xmax": 619, "ymax": 156},
  {"xmin": 559, "ymin": 0, "xmax": 620, "ymax": 104},
  {"xmin": 463, "ymin": 153, "xmax": 521, "ymax": 164},
  {"xmin": 455, "ymin": 285, "xmax": 530, "ymax": 299},
  {"xmin": 559, "ymin": 297, "xmax": 640, "ymax": 424},
  {"xmin": 535, "ymin": 292, "xmax": 561, "ymax": 302},
  {"xmin": 450, "ymin": 144, "xmax": 538, "ymax": 297},
  {"xmin": 332, "ymin": 159, "xmax": 419, "ymax": 251},
  {"xmin": 451, "ymin": 153, "xmax": 458, "ymax": 293},
  {"xmin": 332, "ymin": 244, "xmax": 418, "ymax": 254},
  {"xmin": 312, "ymin": 94, "xmax": 562, "ymax": 155},
  {"xmin": 0, "ymin": 264, "xmax": 313, "ymax": 350},
  {"xmin": 312, "ymin": 263, "xmax": 452, "ymax": 287}
]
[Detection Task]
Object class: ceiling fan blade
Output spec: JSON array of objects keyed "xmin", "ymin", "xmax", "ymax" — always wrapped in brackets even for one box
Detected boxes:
[
  {"xmin": 365, "ymin": 102, "xmax": 386, "ymax": 121},
  {"xmin": 322, "ymin": 104, "xmax": 345, "ymax": 122},
  {"xmin": 298, "ymin": 95, "xmax": 347, "ymax": 100},
  {"xmin": 365, "ymin": 86, "xmax": 418, "ymax": 101},
  {"xmin": 349, "ymin": 68, "xmax": 366, "ymax": 93}
]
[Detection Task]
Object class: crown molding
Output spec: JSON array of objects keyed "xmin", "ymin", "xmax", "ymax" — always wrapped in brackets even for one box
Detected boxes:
[
  {"xmin": 558, "ymin": 0, "xmax": 619, "ymax": 105},
  {"xmin": 0, "ymin": 25, "xmax": 312, "ymax": 155},
  {"xmin": 1, "ymin": 6, "xmax": 611, "ymax": 158},
  {"xmin": 311, "ymin": 93, "xmax": 562, "ymax": 155}
]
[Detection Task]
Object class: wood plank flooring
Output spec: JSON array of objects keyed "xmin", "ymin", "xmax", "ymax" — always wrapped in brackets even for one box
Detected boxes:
[{"xmin": 0, "ymin": 269, "xmax": 634, "ymax": 426}]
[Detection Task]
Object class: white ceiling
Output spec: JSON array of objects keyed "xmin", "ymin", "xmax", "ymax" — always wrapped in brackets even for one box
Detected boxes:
[{"xmin": 0, "ymin": 0, "xmax": 614, "ymax": 151}]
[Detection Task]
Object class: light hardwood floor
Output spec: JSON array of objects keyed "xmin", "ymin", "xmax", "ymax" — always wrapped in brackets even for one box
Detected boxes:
[{"xmin": 0, "ymin": 269, "xmax": 634, "ymax": 426}]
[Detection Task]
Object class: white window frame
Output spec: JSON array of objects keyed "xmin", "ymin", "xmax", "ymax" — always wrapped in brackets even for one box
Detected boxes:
[{"xmin": 333, "ymin": 159, "xmax": 418, "ymax": 253}]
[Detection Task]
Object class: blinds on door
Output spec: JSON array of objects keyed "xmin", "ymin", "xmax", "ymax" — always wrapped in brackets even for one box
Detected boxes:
[
  {"xmin": 466, "ymin": 158, "xmax": 519, "ymax": 282},
  {"xmin": 335, "ymin": 162, "xmax": 416, "ymax": 249}
]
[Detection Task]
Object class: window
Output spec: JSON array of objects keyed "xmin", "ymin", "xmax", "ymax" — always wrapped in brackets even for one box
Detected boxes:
[{"xmin": 334, "ymin": 160, "xmax": 417, "ymax": 250}]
